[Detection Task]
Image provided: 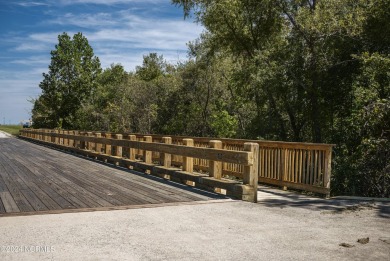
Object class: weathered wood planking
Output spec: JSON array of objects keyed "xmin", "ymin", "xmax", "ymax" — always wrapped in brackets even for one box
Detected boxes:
[
  {"xmin": 0, "ymin": 136, "xmax": 224, "ymax": 215},
  {"xmin": 24, "ymin": 130, "xmax": 254, "ymax": 165},
  {"xmin": 20, "ymin": 129, "xmax": 260, "ymax": 202},
  {"xmin": 28, "ymin": 129, "xmax": 332, "ymax": 195}
]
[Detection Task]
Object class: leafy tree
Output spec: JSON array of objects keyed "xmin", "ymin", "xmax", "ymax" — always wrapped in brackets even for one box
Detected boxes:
[
  {"xmin": 32, "ymin": 32, "xmax": 101, "ymax": 129},
  {"xmin": 74, "ymin": 64, "xmax": 128, "ymax": 131}
]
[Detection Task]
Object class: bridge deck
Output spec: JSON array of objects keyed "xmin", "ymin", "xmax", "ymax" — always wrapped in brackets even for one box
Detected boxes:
[{"xmin": 0, "ymin": 133, "xmax": 225, "ymax": 216}]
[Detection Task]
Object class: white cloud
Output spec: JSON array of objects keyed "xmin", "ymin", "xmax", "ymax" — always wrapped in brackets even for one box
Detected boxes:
[
  {"xmin": 1, "ymin": 1, "xmax": 200, "ymax": 122},
  {"xmin": 59, "ymin": 0, "xmax": 165, "ymax": 5},
  {"xmin": 49, "ymin": 12, "xmax": 118, "ymax": 28},
  {"xmin": 11, "ymin": 56, "xmax": 50, "ymax": 66},
  {"xmin": 14, "ymin": 43, "xmax": 50, "ymax": 51},
  {"xmin": 17, "ymin": 2, "xmax": 49, "ymax": 7},
  {"xmin": 13, "ymin": 12, "xmax": 201, "ymax": 70}
]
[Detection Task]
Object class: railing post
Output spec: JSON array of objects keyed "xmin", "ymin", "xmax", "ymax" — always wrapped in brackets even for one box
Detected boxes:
[
  {"xmin": 281, "ymin": 148, "xmax": 288, "ymax": 190},
  {"xmin": 61, "ymin": 130, "xmax": 64, "ymax": 145},
  {"xmin": 243, "ymin": 142, "xmax": 259, "ymax": 203},
  {"xmin": 68, "ymin": 131, "xmax": 74, "ymax": 148},
  {"xmin": 182, "ymin": 139, "xmax": 194, "ymax": 173},
  {"xmin": 209, "ymin": 140, "xmax": 222, "ymax": 179},
  {"xmin": 129, "ymin": 135, "xmax": 137, "ymax": 161},
  {"xmin": 79, "ymin": 131, "xmax": 85, "ymax": 150},
  {"xmin": 115, "ymin": 134, "xmax": 123, "ymax": 158},
  {"xmin": 160, "ymin": 137, "xmax": 172, "ymax": 167},
  {"xmin": 86, "ymin": 132, "xmax": 93, "ymax": 150},
  {"xmin": 54, "ymin": 130, "xmax": 59, "ymax": 144},
  {"xmin": 324, "ymin": 148, "xmax": 332, "ymax": 198},
  {"xmin": 95, "ymin": 133, "xmax": 102, "ymax": 153},
  {"xmin": 63, "ymin": 130, "xmax": 68, "ymax": 146},
  {"xmin": 105, "ymin": 133, "xmax": 112, "ymax": 155},
  {"xmin": 73, "ymin": 131, "xmax": 79, "ymax": 148},
  {"xmin": 143, "ymin": 136, "xmax": 152, "ymax": 164},
  {"xmin": 46, "ymin": 129, "xmax": 50, "ymax": 142}
]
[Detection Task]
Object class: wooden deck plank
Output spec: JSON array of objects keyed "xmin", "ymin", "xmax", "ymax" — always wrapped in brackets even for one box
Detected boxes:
[
  {"xmin": 21, "ymin": 139, "xmax": 221, "ymax": 200},
  {"xmin": 0, "ymin": 192, "xmax": 20, "ymax": 213},
  {"xmin": 8, "ymin": 158, "xmax": 64, "ymax": 210},
  {"xmin": 61, "ymin": 156, "xmax": 213, "ymax": 201},
  {"xmin": 56, "ymin": 154, "xmax": 214, "ymax": 201},
  {"xmin": 56, "ymin": 158, "xmax": 199, "ymax": 203},
  {"xmin": 0, "ymin": 197, "xmax": 5, "ymax": 213},
  {"xmin": 41, "ymin": 161, "xmax": 139, "ymax": 205},
  {"xmin": 0, "ymin": 136, "xmax": 224, "ymax": 215},
  {"xmin": 32, "ymin": 143, "xmax": 212, "ymax": 203},
  {"xmin": 10, "ymin": 155, "xmax": 79, "ymax": 209},
  {"xmin": 0, "ymin": 160, "xmax": 35, "ymax": 212},
  {"xmin": 0, "ymin": 153, "xmax": 50, "ymax": 211},
  {"xmin": 16, "ymin": 153, "xmax": 114, "ymax": 208}
]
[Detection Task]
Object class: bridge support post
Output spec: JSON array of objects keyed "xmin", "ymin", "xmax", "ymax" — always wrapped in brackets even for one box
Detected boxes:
[
  {"xmin": 115, "ymin": 134, "xmax": 123, "ymax": 158},
  {"xmin": 160, "ymin": 137, "xmax": 172, "ymax": 167},
  {"xmin": 182, "ymin": 139, "xmax": 194, "ymax": 173},
  {"xmin": 143, "ymin": 136, "xmax": 152, "ymax": 164},
  {"xmin": 159, "ymin": 137, "xmax": 172, "ymax": 180},
  {"xmin": 242, "ymin": 142, "xmax": 259, "ymax": 203},
  {"xmin": 74, "ymin": 131, "xmax": 80, "ymax": 149},
  {"xmin": 54, "ymin": 130, "xmax": 59, "ymax": 144},
  {"xmin": 182, "ymin": 139, "xmax": 194, "ymax": 186},
  {"xmin": 95, "ymin": 133, "xmax": 102, "ymax": 153},
  {"xmin": 86, "ymin": 132, "xmax": 93, "ymax": 151},
  {"xmin": 63, "ymin": 130, "xmax": 68, "ymax": 146},
  {"xmin": 128, "ymin": 135, "xmax": 137, "ymax": 161},
  {"xmin": 209, "ymin": 140, "xmax": 223, "ymax": 193},
  {"xmin": 105, "ymin": 133, "xmax": 112, "ymax": 156}
]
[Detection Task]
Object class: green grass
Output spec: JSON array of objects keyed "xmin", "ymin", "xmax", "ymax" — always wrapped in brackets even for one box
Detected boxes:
[{"xmin": 0, "ymin": 125, "xmax": 23, "ymax": 136}]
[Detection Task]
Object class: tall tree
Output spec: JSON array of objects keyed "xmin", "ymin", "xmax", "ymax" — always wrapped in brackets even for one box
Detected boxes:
[{"xmin": 32, "ymin": 32, "xmax": 101, "ymax": 129}]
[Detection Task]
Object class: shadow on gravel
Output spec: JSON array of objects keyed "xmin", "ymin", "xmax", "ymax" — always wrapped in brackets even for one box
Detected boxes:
[{"xmin": 257, "ymin": 187, "xmax": 390, "ymax": 218}]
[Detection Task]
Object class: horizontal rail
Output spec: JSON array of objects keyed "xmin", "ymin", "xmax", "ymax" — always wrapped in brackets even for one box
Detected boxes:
[
  {"xmin": 20, "ymin": 129, "xmax": 333, "ymax": 196},
  {"xmin": 31, "ymin": 131, "xmax": 253, "ymax": 166},
  {"xmin": 19, "ymin": 129, "xmax": 260, "ymax": 202}
]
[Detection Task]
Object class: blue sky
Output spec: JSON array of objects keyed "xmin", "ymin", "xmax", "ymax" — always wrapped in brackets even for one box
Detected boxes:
[{"xmin": 0, "ymin": 0, "xmax": 202, "ymax": 124}]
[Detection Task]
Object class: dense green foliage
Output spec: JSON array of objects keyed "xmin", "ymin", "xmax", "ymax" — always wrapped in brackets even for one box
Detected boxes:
[
  {"xmin": 32, "ymin": 32, "xmax": 101, "ymax": 129},
  {"xmin": 32, "ymin": 1, "xmax": 389, "ymax": 197}
]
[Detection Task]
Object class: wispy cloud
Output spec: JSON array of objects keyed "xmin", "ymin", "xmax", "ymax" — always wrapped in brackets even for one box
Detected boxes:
[
  {"xmin": 11, "ymin": 56, "xmax": 50, "ymax": 66},
  {"xmin": 14, "ymin": 43, "xmax": 50, "ymax": 51},
  {"xmin": 1, "ymin": 1, "xmax": 200, "ymax": 123},
  {"xmin": 49, "ymin": 12, "xmax": 118, "ymax": 28},
  {"xmin": 59, "ymin": 0, "xmax": 165, "ymax": 5},
  {"xmin": 14, "ymin": 12, "xmax": 201, "ymax": 65},
  {"xmin": 16, "ymin": 1, "xmax": 49, "ymax": 7}
]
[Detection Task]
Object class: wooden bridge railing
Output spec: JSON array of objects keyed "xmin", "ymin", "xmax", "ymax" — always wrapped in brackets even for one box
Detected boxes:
[
  {"xmin": 19, "ymin": 129, "xmax": 259, "ymax": 202},
  {"xmin": 20, "ymin": 129, "xmax": 334, "ymax": 197},
  {"xmin": 126, "ymin": 134, "xmax": 333, "ymax": 196}
]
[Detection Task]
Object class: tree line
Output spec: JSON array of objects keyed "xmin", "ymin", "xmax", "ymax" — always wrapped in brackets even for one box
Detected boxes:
[{"xmin": 32, "ymin": 0, "xmax": 389, "ymax": 197}]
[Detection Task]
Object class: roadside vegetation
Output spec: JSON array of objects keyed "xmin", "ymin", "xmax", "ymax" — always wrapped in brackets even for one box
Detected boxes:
[
  {"xmin": 30, "ymin": 0, "xmax": 389, "ymax": 197},
  {"xmin": 0, "ymin": 125, "xmax": 22, "ymax": 136}
]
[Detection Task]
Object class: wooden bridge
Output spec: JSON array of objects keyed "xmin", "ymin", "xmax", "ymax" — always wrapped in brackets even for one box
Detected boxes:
[
  {"xmin": 0, "ymin": 134, "xmax": 227, "ymax": 216},
  {"xmin": 0, "ymin": 129, "xmax": 333, "ymax": 216}
]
